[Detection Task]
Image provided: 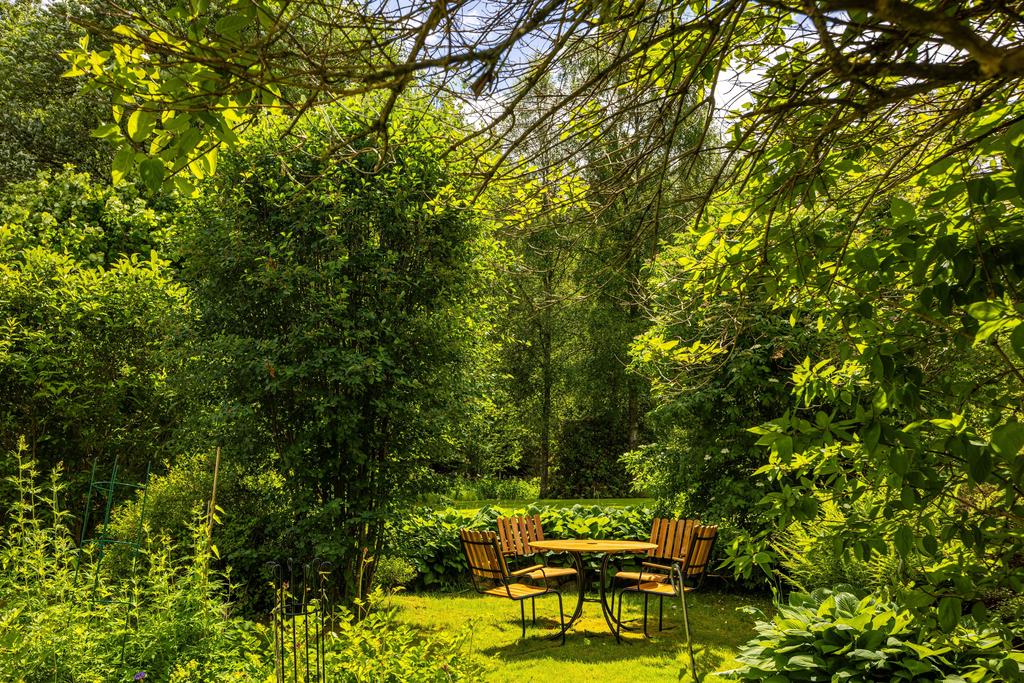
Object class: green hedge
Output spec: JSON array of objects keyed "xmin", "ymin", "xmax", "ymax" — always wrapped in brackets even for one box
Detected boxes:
[{"xmin": 386, "ymin": 504, "xmax": 653, "ymax": 590}]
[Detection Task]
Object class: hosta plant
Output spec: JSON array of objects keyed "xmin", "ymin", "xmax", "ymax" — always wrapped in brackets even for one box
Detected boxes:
[{"xmin": 720, "ymin": 589, "xmax": 1024, "ymax": 682}]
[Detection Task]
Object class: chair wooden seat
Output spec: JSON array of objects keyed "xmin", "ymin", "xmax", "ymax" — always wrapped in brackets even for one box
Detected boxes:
[
  {"xmin": 612, "ymin": 518, "xmax": 699, "ymax": 620},
  {"xmin": 522, "ymin": 565, "xmax": 577, "ymax": 581},
  {"xmin": 614, "ymin": 569, "xmax": 669, "ymax": 583},
  {"xmin": 624, "ymin": 581, "xmax": 696, "ymax": 596},
  {"xmin": 483, "ymin": 582, "xmax": 552, "ymax": 599}
]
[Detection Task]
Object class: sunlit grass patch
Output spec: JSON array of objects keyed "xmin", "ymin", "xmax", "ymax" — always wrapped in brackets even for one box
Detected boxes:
[{"xmin": 388, "ymin": 587, "xmax": 768, "ymax": 682}]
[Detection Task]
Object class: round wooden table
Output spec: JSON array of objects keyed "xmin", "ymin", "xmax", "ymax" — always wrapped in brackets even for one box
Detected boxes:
[{"xmin": 529, "ymin": 539, "xmax": 657, "ymax": 641}]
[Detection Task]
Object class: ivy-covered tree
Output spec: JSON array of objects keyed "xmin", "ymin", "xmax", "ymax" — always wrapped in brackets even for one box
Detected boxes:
[{"xmin": 174, "ymin": 101, "xmax": 491, "ymax": 599}]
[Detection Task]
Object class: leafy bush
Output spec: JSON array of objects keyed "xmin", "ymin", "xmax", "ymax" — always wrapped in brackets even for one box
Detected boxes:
[
  {"xmin": 0, "ymin": 446, "xmax": 481, "ymax": 682},
  {"xmin": 108, "ymin": 451, "xmax": 292, "ymax": 614},
  {"xmin": 0, "ymin": 170, "xmax": 187, "ymax": 505},
  {"xmin": 721, "ymin": 589, "xmax": 1024, "ymax": 682},
  {"xmin": 326, "ymin": 596, "xmax": 479, "ymax": 682},
  {"xmin": 372, "ymin": 556, "xmax": 416, "ymax": 590},
  {"xmin": 0, "ymin": 1, "xmax": 110, "ymax": 186},
  {"xmin": 628, "ymin": 300, "xmax": 821, "ymax": 531},
  {"xmin": 388, "ymin": 504, "xmax": 653, "ymax": 589},
  {"xmin": 174, "ymin": 103, "xmax": 491, "ymax": 600},
  {"xmin": 0, "ymin": 443, "xmax": 268, "ymax": 682},
  {"xmin": 449, "ymin": 476, "xmax": 541, "ymax": 501},
  {"xmin": 552, "ymin": 415, "xmax": 633, "ymax": 498},
  {"xmin": 774, "ymin": 500, "xmax": 906, "ymax": 594}
]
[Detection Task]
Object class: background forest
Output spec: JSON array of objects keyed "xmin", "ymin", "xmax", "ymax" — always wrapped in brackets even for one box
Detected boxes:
[{"xmin": 2, "ymin": 0, "xmax": 1024, "ymax": 680}]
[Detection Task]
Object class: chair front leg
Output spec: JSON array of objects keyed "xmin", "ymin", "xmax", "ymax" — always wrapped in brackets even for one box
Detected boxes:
[
  {"xmin": 677, "ymin": 564, "xmax": 697, "ymax": 681},
  {"xmin": 642, "ymin": 593, "xmax": 649, "ymax": 638},
  {"xmin": 681, "ymin": 589, "xmax": 696, "ymax": 680},
  {"xmin": 520, "ymin": 600, "xmax": 526, "ymax": 639}
]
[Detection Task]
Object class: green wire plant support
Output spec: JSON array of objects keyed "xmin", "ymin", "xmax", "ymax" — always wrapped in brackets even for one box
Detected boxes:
[{"xmin": 74, "ymin": 457, "xmax": 151, "ymax": 662}]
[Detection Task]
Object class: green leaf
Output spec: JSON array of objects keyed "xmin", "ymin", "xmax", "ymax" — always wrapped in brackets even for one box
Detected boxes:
[
  {"xmin": 965, "ymin": 301, "xmax": 1005, "ymax": 321},
  {"xmin": 215, "ymin": 13, "xmax": 251, "ymax": 37},
  {"xmin": 173, "ymin": 175, "xmax": 196, "ymax": 197},
  {"xmin": 127, "ymin": 109, "xmax": 155, "ymax": 143},
  {"xmin": 991, "ymin": 422, "xmax": 1024, "ymax": 458},
  {"xmin": 111, "ymin": 145, "xmax": 134, "ymax": 185},
  {"xmin": 966, "ymin": 447, "xmax": 993, "ymax": 483},
  {"xmin": 90, "ymin": 123, "xmax": 120, "ymax": 139},
  {"xmin": 890, "ymin": 198, "xmax": 915, "ymax": 222},
  {"xmin": 139, "ymin": 158, "xmax": 165, "ymax": 193},
  {"xmin": 937, "ymin": 597, "xmax": 961, "ymax": 632},
  {"xmin": 863, "ymin": 421, "xmax": 882, "ymax": 453},
  {"xmin": 175, "ymin": 127, "xmax": 202, "ymax": 158},
  {"xmin": 894, "ymin": 525, "xmax": 914, "ymax": 557},
  {"xmin": 1011, "ymin": 323, "xmax": 1024, "ymax": 360}
]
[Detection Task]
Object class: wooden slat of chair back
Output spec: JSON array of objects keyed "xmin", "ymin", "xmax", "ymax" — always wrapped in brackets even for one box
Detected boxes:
[
  {"xmin": 682, "ymin": 524, "xmax": 718, "ymax": 577},
  {"xmin": 459, "ymin": 529, "xmax": 508, "ymax": 580},
  {"xmin": 496, "ymin": 514, "xmax": 544, "ymax": 557},
  {"xmin": 647, "ymin": 518, "xmax": 700, "ymax": 562}
]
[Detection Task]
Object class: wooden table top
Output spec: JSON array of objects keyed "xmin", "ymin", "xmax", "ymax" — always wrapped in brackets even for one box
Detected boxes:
[{"xmin": 530, "ymin": 539, "xmax": 658, "ymax": 553}]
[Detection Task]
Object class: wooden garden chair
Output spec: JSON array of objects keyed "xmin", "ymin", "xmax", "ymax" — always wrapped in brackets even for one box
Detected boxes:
[
  {"xmin": 496, "ymin": 514, "xmax": 578, "ymax": 583},
  {"xmin": 459, "ymin": 529, "xmax": 566, "ymax": 645},
  {"xmin": 611, "ymin": 517, "xmax": 699, "ymax": 616},
  {"xmin": 615, "ymin": 524, "xmax": 718, "ymax": 679}
]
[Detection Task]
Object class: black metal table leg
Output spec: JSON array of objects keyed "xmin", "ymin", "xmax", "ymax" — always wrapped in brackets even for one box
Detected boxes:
[
  {"xmin": 598, "ymin": 553, "xmax": 621, "ymax": 642},
  {"xmin": 548, "ymin": 551, "xmax": 585, "ymax": 640},
  {"xmin": 597, "ymin": 552, "xmax": 648, "ymax": 641}
]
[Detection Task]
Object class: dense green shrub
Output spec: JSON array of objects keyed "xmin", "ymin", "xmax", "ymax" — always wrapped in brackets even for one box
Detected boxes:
[
  {"xmin": 372, "ymin": 556, "xmax": 417, "ymax": 590},
  {"xmin": 107, "ymin": 451, "xmax": 292, "ymax": 613},
  {"xmin": 553, "ymin": 415, "xmax": 632, "ymax": 498},
  {"xmin": 448, "ymin": 476, "xmax": 541, "ymax": 502},
  {"xmin": 628, "ymin": 301, "xmax": 821, "ymax": 532},
  {"xmin": 721, "ymin": 589, "xmax": 1024, "ymax": 682},
  {"xmin": 388, "ymin": 504, "xmax": 653, "ymax": 589},
  {"xmin": 0, "ymin": 171, "xmax": 187, "ymax": 506},
  {"xmin": 0, "ymin": 1, "xmax": 110, "ymax": 186},
  {"xmin": 0, "ymin": 169, "xmax": 170, "ymax": 264},
  {"xmin": 0, "ymin": 444, "xmax": 268, "ymax": 682},
  {"xmin": 174, "ymin": 102, "xmax": 492, "ymax": 600},
  {"xmin": 0, "ymin": 447, "xmax": 481, "ymax": 682},
  {"xmin": 326, "ymin": 597, "xmax": 480, "ymax": 682}
]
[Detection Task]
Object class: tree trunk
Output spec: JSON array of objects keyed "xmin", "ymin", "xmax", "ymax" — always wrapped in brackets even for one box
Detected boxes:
[
  {"xmin": 539, "ymin": 323, "xmax": 552, "ymax": 497},
  {"xmin": 627, "ymin": 379, "xmax": 639, "ymax": 451}
]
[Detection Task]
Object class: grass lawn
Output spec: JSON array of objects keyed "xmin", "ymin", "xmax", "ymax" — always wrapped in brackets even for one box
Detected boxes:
[
  {"xmin": 389, "ymin": 585, "xmax": 767, "ymax": 682},
  {"xmin": 453, "ymin": 498, "xmax": 654, "ymax": 514}
]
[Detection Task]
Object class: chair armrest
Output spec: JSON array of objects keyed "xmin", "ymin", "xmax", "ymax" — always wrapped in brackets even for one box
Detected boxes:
[
  {"xmin": 509, "ymin": 564, "xmax": 545, "ymax": 577},
  {"xmin": 642, "ymin": 561, "xmax": 673, "ymax": 572}
]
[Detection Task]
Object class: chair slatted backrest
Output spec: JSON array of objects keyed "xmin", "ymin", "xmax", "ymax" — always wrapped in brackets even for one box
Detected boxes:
[
  {"xmin": 459, "ymin": 529, "xmax": 509, "ymax": 582},
  {"xmin": 647, "ymin": 518, "xmax": 700, "ymax": 563},
  {"xmin": 496, "ymin": 514, "xmax": 544, "ymax": 558},
  {"xmin": 681, "ymin": 525, "xmax": 718, "ymax": 581}
]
